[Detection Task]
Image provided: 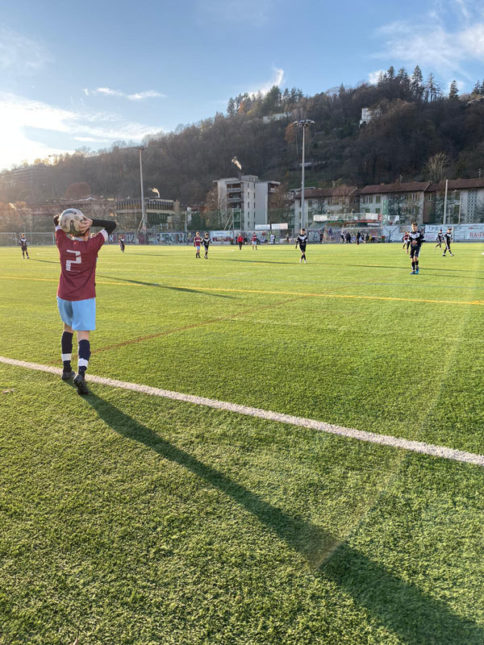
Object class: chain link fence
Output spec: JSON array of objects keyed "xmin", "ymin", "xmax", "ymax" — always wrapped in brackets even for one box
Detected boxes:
[{"xmin": 0, "ymin": 232, "xmax": 55, "ymax": 246}]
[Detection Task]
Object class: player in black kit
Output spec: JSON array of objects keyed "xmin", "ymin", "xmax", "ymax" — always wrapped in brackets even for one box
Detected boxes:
[
  {"xmin": 19, "ymin": 234, "xmax": 29, "ymax": 259},
  {"xmin": 442, "ymin": 227, "xmax": 454, "ymax": 256},
  {"xmin": 296, "ymin": 228, "xmax": 308, "ymax": 263},
  {"xmin": 435, "ymin": 229, "xmax": 444, "ymax": 248},
  {"xmin": 202, "ymin": 232, "xmax": 210, "ymax": 259},
  {"xmin": 408, "ymin": 221, "xmax": 424, "ymax": 274}
]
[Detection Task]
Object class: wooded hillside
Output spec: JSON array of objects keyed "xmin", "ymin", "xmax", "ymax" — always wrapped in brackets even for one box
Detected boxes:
[{"xmin": 1, "ymin": 67, "xmax": 483, "ymax": 206}]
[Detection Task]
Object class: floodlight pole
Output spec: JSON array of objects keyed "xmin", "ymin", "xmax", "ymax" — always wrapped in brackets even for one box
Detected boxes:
[
  {"xmin": 139, "ymin": 146, "xmax": 147, "ymax": 232},
  {"xmin": 294, "ymin": 119, "xmax": 315, "ymax": 230},
  {"xmin": 442, "ymin": 178, "xmax": 448, "ymax": 226}
]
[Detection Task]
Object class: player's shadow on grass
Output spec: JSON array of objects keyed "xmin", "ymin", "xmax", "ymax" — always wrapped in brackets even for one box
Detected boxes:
[
  {"xmin": 226, "ymin": 258, "xmax": 295, "ymax": 265},
  {"xmin": 81, "ymin": 391, "xmax": 483, "ymax": 645},
  {"xmin": 349, "ymin": 263, "xmax": 484, "ymax": 277},
  {"xmin": 98, "ymin": 274, "xmax": 234, "ymax": 298},
  {"xmin": 32, "ymin": 258, "xmax": 57, "ymax": 265}
]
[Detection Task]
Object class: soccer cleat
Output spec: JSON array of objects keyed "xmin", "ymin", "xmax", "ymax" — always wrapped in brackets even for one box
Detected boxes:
[
  {"xmin": 74, "ymin": 373, "xmax": 89, "ymax": 395},
  {"xmin": 416, "ymin": 269, "xmax": 420, "ymax": 274},
  {"xmin": 61, "ymin": 368, "xmax": 75, "ymax": 381},
  {"xmin": 410, "ymin": 270, "xmax": 416, "ymax": 274}
]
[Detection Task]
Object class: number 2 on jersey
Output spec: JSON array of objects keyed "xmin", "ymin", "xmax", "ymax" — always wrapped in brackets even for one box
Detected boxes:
[{"xmin": 66, "ymin": 250, "xmax": 81, "ymax": 271}]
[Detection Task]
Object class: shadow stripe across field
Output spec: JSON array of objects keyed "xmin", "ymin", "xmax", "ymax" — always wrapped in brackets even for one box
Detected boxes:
[
  {"xmin": 1, "ymin": 356, "xmax": 482, "ymax": 468},
  {"xmin": 0, "ymin": 275, "xmax": 483, "ymax": 305}
]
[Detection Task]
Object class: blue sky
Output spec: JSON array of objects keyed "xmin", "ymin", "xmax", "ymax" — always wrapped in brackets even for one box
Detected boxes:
[{"xmin": 0, "ymin": 0, "xmax": 483, "ymax": 171}]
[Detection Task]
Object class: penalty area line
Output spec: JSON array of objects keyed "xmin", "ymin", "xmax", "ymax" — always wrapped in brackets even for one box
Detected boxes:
[{"xmin": 0, "ymin": 355, "xmax": 482, "ymax": 468}]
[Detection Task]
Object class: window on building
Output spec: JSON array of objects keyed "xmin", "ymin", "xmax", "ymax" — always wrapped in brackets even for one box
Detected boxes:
[{"xmin": 375, "ymin": 195, "xmax": 381, "ymax": 203}]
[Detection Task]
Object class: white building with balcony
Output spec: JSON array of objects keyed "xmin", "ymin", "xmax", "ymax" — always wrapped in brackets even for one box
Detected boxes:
[{"xmin": 215, "ymin": 175, "xmax": 280, "ymax": 231}]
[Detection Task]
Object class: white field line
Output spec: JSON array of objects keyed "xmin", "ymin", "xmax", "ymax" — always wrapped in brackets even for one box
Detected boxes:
[{"xmin": 1, "ymin": 355, "xmax": 483, "ymax": 468}]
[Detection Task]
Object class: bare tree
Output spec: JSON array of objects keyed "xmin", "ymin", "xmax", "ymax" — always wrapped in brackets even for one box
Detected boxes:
[{"xmin": 425, "ymin": 153, "xmax": 449, "ymax": 182}]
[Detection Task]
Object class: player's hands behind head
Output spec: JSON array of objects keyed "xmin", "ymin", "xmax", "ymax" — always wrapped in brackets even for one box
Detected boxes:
[{"xmin": 78, "ymin": 217, "xmax": 93, "ymax": 234}]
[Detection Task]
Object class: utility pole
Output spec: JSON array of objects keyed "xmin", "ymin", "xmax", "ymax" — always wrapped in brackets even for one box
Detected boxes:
[
  {"xmin": 293, "ymin": 120, "xmax": 315, "ymax": 230},
  {"xmin": 443, "ymin": 178, "xmax": 448, "ymax": 225},
  {"xmin": 139, "ymin": 147, "xmax": 147, "ymax": 233}
]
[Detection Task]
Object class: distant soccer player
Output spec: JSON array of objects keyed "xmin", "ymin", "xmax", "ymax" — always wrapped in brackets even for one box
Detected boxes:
[
  {"xmin": 408, "ymin": 221, "xmax": 424, "ymax": 274},
  {"xmin": 194, "ymin": 231, "xmax": 202, "ymax": 258},
  {"xmin": 202, "ymin": 232, "xmax": 210, "ymax": 259},
  {"xmin": 251, "ymin": 232, "xmax": 258, "ymax": 250},
  {"xmin": 402, "ymin": 231, "xmax": 410, "ymax": 253},
  {"xmin": 442, "ymin": 227, "xmax": 454, "ymax": 256},
  {"xmin": 296, "ymin": 228, "xmax": 308, "ymax": 263},
  {"xmin": 54, "ymin": 209, "xmax": 116, "ymax": 395},
  {"xmin": 237, "ymin": 233, "xmax": 244, "ymax": 250},
  {"xmin": 19, "ymin": 233, "xmax": 29, "ymax": 259},
  {"xmin": 119, "ymin": 235, "xmax": 125, "ymax": 252},
  {"xmin": 435, "ymin": 229, "xmax": 444, "ymax": 249}
]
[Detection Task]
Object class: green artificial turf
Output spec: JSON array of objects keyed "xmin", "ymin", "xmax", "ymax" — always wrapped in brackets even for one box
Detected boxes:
[{"xmin": 0, "ymin": 242, "xmax": 483, "ymax": 644}]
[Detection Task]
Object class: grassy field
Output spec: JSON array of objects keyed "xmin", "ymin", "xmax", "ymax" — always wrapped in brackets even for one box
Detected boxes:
[{"xmin": 0, "ymin": 241, "xmax": 483, "ymax": 644}]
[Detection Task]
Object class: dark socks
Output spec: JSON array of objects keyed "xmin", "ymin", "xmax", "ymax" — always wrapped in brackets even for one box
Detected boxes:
[
  {"xmin": 61, "ymin": 331, "xmax": 73, "ymax": 369},
  {"xmin": 78, "ymin": 339, "xmax": 91, "ymax": 375}
]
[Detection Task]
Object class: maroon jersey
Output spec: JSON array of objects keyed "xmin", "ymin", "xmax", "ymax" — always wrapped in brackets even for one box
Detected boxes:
[
  {"xmin": 56, "ymin": 227, "xmax": 107, "ymax": 301},
  {"xmin": 194, "ymin": 235, "xmax": 202, "ymax": 246}
]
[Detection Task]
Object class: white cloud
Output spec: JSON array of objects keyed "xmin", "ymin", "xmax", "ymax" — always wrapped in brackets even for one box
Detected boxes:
[
  {"xmin": 0, "ymin": 92, "xmax": 163, "ymax": 171},
  {"xmin": 373, "ymin": 2, "xmax": 484, "ymax": 81},
  {"xmin": 0, "ymin": 27, "xmax": 50, "ymax": 74},
  {"xmin": 447, "ymin": 78, "xmax": 466, "ymax": 92},
  {"xmin": 368, "ymin": 70, "xmax": 385, "ymax": 85},
  {"xmin": 249, "ymin": 67, "xmax": 285, "ymax": 96},
  {"xmin": 84, "ymin": 87, "xmax": 165, "ymax": 100},
  {"xmin": 453, "ymin": 0, "xmax": 471, "ymax": 20}
]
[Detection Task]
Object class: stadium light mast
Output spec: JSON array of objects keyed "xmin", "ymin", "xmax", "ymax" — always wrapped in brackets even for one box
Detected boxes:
[
  {"xmin": 293, "ymin": 119, "xmax": 315, "ymax": 230},
  {"xmin": 139, "ymin": 146, "xmax": 147, "ymax": 232},
  {"xmin": 231, "ymin": 156, "xmax": 243, "ymax": 236}
]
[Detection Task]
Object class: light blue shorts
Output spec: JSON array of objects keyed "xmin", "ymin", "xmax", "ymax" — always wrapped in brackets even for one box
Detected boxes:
[{"xmin": 57, "ymin": 297, "xmax": 96, "ymax": 331}]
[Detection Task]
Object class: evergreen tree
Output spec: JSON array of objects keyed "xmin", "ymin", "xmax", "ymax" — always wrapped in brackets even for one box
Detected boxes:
[
  {"xmin": 411, "ymin": 66, "xmax": 424, "ymax": 100},
  {"xmin": 425, "ymin": 73, "xmax": 441, "ymax": 102},
  {"xmin": 449, "ymin": 80, "xmax": 459, "ymax": 100},
  {"xmin": 227, "ymin": 97, "xmax": 236, "ymax": 117}
]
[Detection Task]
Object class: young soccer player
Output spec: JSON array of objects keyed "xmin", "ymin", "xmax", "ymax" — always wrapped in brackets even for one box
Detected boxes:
[
  {"xmin": 296, "ymin": 228, "xmax": 308, "ymax": 263},
  {"xmin": 402, "ymin": 231, "xmax": 410, "ymax": 253},
  {"xmin": 443, "ymin": 227, "xmax": 454, "ymax": 256},
  {"xmin": 194, "ymin": 231, "xmax": 202, "ymax": 258},
  {"xmin": 119, "ymin": 235, "xmax": 125, "ymax": 252},
  {"xmin": 54, "ymin": 209, "xmax": 116, "ymax": 395},
  {"xmin": 202, "ymin": 232, "xmax": 210, "ymax": 259},
  {"xmin": 19, "ymin": 234, "xmax": 29, "ymax": 259},
  {"xmin": 408, "ymin": 221, "xmax": 424, "ymax": 274},
  {"xmin": 435, "ymin": 229, "xmax": 444, "ymax": 249},
  {"xmin": 251, "ymin": 233, "xmax": 258, "ymax": 250},
  {"xmin": 237, "ymin": 234, "xmax": 244, "ymax": 250}
]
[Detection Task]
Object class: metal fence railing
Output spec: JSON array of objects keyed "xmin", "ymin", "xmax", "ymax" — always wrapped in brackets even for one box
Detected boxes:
[{"xmin": 0, "ymin": 232, "xmax": 55, "ymax": 246}]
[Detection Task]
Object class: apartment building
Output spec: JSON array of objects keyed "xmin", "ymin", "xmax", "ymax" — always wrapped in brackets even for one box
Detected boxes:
[
  {"xmin": 358, "ymin": 182, "xmax": 430, "ymax": 223},
  {"xmin": 424, "ymin": 178, "xmax": 484, "ymax": 223},
  {"xmin": 215, "ymin": 175, "xmax": 280, "ymax": 230},
  {"xmin": 292, "ymin": 186, "xmax": 359, "ymax": 222}
]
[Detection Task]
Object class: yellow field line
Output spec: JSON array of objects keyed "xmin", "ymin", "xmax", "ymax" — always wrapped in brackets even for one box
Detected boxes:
[
  {"xmin": 194, "ymin": 286, "xmax": 484, "ymax": 306},
  {"xmin": 0, "ymin": 275, "xmax": 482, "ymax": 306}
]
